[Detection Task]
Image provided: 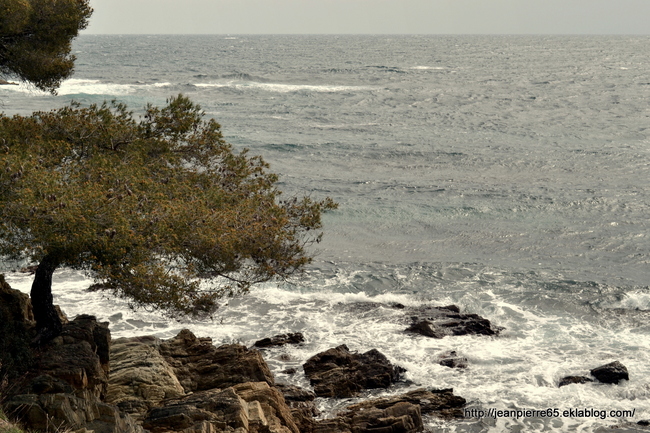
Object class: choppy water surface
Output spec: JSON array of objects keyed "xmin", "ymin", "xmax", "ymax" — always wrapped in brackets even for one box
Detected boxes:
[{"xmin": 2, "ymin": 35, "xmax": 649, "ymax": 432}]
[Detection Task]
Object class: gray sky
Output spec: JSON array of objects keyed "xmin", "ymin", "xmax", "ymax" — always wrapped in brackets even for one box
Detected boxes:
[{"xmin": 85, "ymin": 0, "xmax": 650, "ymax": 35}]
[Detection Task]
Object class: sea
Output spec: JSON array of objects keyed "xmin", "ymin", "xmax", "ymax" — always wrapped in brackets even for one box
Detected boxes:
[{"xmin": 1, "ymin": 35, "xmax": 650, "ymax": 432}]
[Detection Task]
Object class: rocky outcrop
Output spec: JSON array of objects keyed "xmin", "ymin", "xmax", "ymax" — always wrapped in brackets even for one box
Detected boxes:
[
  {"xmin": 254, "ymin": 332, "xmax": 305, "ymax": 348},
  {"xmin": 276, "ymin": 384, "xmax": 318, "ymax": 433},
  {"xmin": 404, "ymin": 305, "xmax": 500, "ymax": 338},
  {"xmin": 0, "ymin": 275, "xmax": 35, "ymax": 378},
  {"xmin": 313, "ymin": 388, "xmax": 465, "ymax": 433},
  {"xmin": 590, "ymin": 361, "xmax": 629, "ymax": 384},
  {"xmin": 303, "ymin": 345, "xmax": 404, "ymax": 398},
  {"xmin": 159, "ymin": 329, "xmax": 275, "ymax": 392},
  {"xmin": 3, "ymin": 314, "xmax": 144, "ymax": 433},
  {"xmin": 142, "ymin": 382, "xmax": 299, "ymax": 433},
  {"xmin": 106, "ymin": 336, "xmax": 185, "ymax": 421}
]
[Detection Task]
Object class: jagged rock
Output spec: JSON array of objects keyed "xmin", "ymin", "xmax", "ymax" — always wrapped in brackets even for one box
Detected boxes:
[
  {"xmin": 303, "ymin": 345, "xmax": 404, "ymax": 398},
  {"xmin": 143, "ymin": 382, "xmax": 299, "ymax": 433},
  {"xmin": 4, "ymin": 391, "xmax": 143, "ymax": 433},
  {"xmin": 32, "ymin": 315, "xmax": 110, "ymax": 399},
  {"xmin": 158, "ymin": 329, "xmax": 274, "ymax": 392},
  {"xmin": 438, "ymin": 351, "xmax": 468, "ymax": 369},
  {"xmin": 0, "ymin": 274, "xmax": 35, "ymax": 326},
  {"xmin": 276, "ymin": 384, "xmax": 318, "ymax": 433},
  {"xmin": 232, "ymin": 382, "xmax": 300, "ymax": 433},
  {"xmin": 405, "ymin": 320, "xmax": 444, "ymax": 339},
  {"xmin": 403, "ymin": 305, "xmax": 500, "ymax": 337},
  {"xmin": 351, "ymin": 388, "xmax": 466, "ymax": 420},
  {"xmin": 105, "ymin": 336, "xmax": 185, "ymax": 421},
  {"xmin": 590, "ymin": 361, "xmax": 629, "ymax": 384},
  {"xmin": 254, "ymin": 332, "xmax": 305, "ymax": 348},
  {"xmin": 313, "ymin": 388, "xmax": 465, "ymax": 433},
  {"xmin": 315, "ymin": 401, "xmax": 422, "ymax": 433},
  {"xmin": 558, "ymin": 376, "xmax": 594, "ymax": 387},
  {"xmin": 0, "ymin": 275, "xmax": 35, "ymax": 378}
]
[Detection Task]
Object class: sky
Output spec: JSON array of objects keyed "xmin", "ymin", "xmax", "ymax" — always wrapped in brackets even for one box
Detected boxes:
[{"xmin": 84, "ymin": 0, "xmax": 650, "ymax": 35}]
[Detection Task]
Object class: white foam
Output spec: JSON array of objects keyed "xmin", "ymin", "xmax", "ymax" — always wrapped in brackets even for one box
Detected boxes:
[
  {"xmin": 410, "ymin": 66, "xmax": 445, "ymax": 70},
  {"xmin": 195, "ymin": 81, "xmax": 371, "ymax": 93}
]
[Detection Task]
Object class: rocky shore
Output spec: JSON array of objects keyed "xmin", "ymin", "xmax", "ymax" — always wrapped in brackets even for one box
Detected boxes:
[{"xmin": 1, "ymin": 275, "xmax": 642, "ymax": 432}]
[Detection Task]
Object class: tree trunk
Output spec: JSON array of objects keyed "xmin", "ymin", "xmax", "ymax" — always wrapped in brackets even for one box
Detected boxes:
[{"xmin": 30, "ymin": 254, "xmax": 62, "ymax": 344}]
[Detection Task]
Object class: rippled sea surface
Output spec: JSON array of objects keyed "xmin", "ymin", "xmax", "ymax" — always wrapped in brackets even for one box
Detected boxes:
[{"xmin": 2, "ymin": 35, "xmax": 650, "ymax": 432}]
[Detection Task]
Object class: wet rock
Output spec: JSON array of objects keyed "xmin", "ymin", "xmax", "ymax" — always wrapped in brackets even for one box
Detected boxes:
[
  {"xmin": 303, "ymin": 345, "xmax": 404, "ymax": 398},
  {"xmin": 158, "ymin": 328, "xmax": 274, "ymax": 392},
  {"xmin": 105, "ymin": 336, "xmax": 185, "ymax": 421},
  {"xmin": 403, "ymin": 305, "xmax": 500, "ymax": 337},
  {"xmin": 438, "ymin": 351, "xmax": 468, "ymax": 369},
  {"xmin": 591, "ymin": 361, "xmax": 629, "ymax": 384},
  {"xmin": 405, "ymin": 320, "xmax": 444, "ymax": 339},
  {"xmin": 254, "ymin": 332, "xmax": 305, "ymax": 348},
  {"xmin": 558, "ymin": 376, "xmax": 594, "ymax": 387}
]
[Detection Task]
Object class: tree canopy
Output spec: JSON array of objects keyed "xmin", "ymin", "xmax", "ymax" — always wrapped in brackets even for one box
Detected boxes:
[
  {"xmin": 0, "ymin": 0, "xmax": 93, "ymax": 93},
  {"xmin": 0, "ymin": 95, "xmax": 337, "ymax": 336}
]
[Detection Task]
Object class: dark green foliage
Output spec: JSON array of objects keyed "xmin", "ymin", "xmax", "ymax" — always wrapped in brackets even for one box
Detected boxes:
[
  {"xmin": 0, "ymin": 0, "xmax": 93, "ymax": 93},
  {"xmin": 0, "ymin": 96, "xmax": 337, "ymax": 326}
]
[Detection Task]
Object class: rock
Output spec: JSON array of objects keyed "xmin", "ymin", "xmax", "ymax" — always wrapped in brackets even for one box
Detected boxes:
[
  {"xmin": 405, "ymin": 320, "xmax": 444, "ymax": 339},
  {"xmin": 0, "ymin": 274, "xmax": 35, "ymax": 326},
  {"xmin": 438, "ymin": 351, "xmax": 468, "ymax": 369},
  {"xmin": 590, "ymin": 361, "xmax": 629, "ymax": 384},
  {"xmin": 276, "ymin": 384, "xmax": 318, "ymax": 433},
  {"xmin": 232, "ymin": 382, "xmax": 300, "ymax": 433},
  {"xmin": 404, "ymin": 305, "xmax": 500, "ymax": 337},
  {"xmin": 32, "ymin": 315, "xmax": 110, "ymax": 399},
  {"xmin": 368, "ymin": 388, "xmax": 466, "ymax": 420},
  {"xmin": 313, "ymin": 388, "xmax": 465, "ymax": 432},
  {"xmin": 0, "ymin": 79, "xmax": 18, "ymax": 85},
  {"xmin": 558, "ymin": 376, "xmax": 594, "ymax": 387},
  {"xmin": 105, "ymin": 336, "xmax": 185, "ymax": 421},
  {"xmin": 143, "ymin": 382, "xmax": 299, "ymax": 433},
  {"xmin": 254, "ymin": 332, "xmax": 305, "ymax": 348},
  {"xmin": 315, "ymin": 401, "xmax": 422, "ymax": 433},
  {"xmin": 4, "ymin": 391, "xmax": 144, "ymax": 433},
  {"xmin": 158, "ymin": 328, "xmax": 274, "ymax": 392},
  {"xmin": 0, "ymin": 275, "xmax": 35, "ymax": 378},
  {"xmin": 303, "ymin": 345, "xmax": 404, "ymax": 398}
]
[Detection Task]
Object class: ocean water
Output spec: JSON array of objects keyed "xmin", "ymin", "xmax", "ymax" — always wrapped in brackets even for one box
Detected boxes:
[{"xmin": 2, "ymin": 35, "xmax": 650, "ymax": 432}]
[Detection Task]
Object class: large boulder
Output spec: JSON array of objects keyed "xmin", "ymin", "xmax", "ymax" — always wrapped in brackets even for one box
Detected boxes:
[
  {"xmin": 404, "ymin": 305, "xmax": 500, "ymax": 338},
  {"xmin": 3, "ymin": 315, "xmax": 144, "ymax": 433},
  {"xmin": 143, "ymin": 382, "xmax": 299, "ymax": 433},
  {"xmin": 590, "ymin": 361, "xmax": 629, "ymax": 384},
  {"xmin": 158, "ymin": 329, "xmax": 275, "ymax": 392},
  {"xmin": 105, "ymin": 336, "xmax": 185, "ymax": 421},
  {"xmin": 303, "ymin": 345, "xmax": 404, "ymax": 398}
]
